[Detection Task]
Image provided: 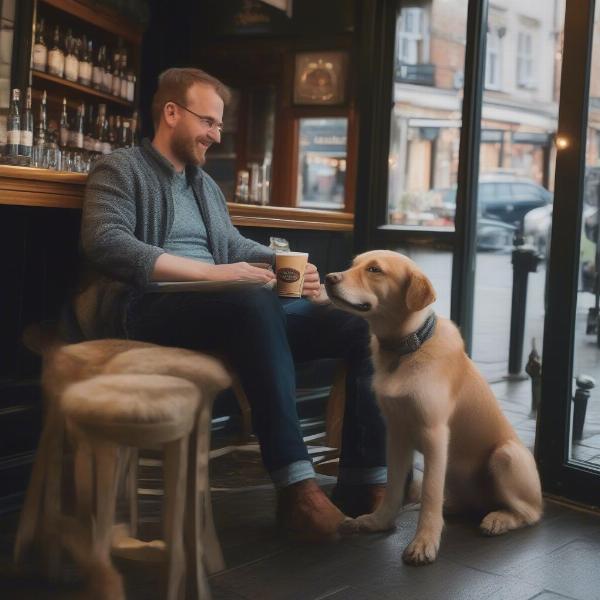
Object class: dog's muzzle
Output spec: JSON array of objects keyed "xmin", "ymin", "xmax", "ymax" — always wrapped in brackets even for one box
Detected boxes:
[{"xmin": 324, "ymin": 272, "xmax": 372, "ymax": 312}]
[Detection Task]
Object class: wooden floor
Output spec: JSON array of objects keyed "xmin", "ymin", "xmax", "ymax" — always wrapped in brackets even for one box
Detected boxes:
[{"xmin": 2, "ymin": 377, "xmax": 600, "ymax": 599}]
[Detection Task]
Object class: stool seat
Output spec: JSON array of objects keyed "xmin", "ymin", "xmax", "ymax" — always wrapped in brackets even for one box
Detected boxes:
[{"xmin": 62, "ymin": 374, "xmax": 199, "ymax": 446}]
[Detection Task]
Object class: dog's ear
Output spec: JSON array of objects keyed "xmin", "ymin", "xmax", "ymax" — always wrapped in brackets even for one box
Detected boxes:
[{"xmin": 405, "ymin": 270, "xmax": 436, "ymax": 311}]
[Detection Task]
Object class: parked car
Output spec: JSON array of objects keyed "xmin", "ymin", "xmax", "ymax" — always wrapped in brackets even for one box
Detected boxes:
[{"xmin": 439, "ymin": 174, "xmax": 552, "ymax": 228}]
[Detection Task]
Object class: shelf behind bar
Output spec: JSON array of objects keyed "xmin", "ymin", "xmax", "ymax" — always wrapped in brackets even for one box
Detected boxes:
[
  {"xmin": 0, "ymin": 166, "xmax": 354, "ymax": 231},
  {"xmin": 39, "ymin": 0, "xmax": 143, "ymax": 44},
  {"xmin": 32, "ymin": 70, "xmax": 134, "ymax": 109}
]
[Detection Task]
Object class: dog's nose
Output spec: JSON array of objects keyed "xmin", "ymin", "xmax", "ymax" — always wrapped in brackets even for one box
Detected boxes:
[{"xmin": 325, "ymin": 272, "xmax": 342, "ymax": 286}]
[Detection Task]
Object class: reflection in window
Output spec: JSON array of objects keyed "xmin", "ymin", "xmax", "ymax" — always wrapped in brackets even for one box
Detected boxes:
[
  {"xmin": 517, "ymin": 30, "xmax": 536, "ymax": 89},
  {"xmin": 485, "ymin": 27, "xmax": 503, "ymax": 90},
  {"xmin": 297, "ymin": 118, "xmax": 347, "ymax": 210}
]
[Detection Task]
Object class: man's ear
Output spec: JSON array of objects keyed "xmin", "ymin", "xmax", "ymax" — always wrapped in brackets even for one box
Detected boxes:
[{"xmin": 405, "ymin": 270, "xmax": 436, "ymax": 311}]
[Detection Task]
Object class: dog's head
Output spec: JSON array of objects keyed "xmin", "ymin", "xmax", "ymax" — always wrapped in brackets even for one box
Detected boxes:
[{"xmin": 324, "ymin": 250, "xmax": 436, "ymax": 320}]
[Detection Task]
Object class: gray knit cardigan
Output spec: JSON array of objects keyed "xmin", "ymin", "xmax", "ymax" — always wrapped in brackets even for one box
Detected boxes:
[
  {"xmin": 76, "ymin": 139, "xmax": 274, "ymax": 338},
  {"xmin": 82, "ymin": 138, "xmax": 274, "ymax": 286}
]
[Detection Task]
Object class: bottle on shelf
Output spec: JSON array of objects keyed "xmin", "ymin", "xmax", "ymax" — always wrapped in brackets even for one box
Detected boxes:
[
  {"xmin": 102, "ymin": 47, "xmax": 113, "ymax": 94},
  {"xmin": 119, "ymin": 53, "xmax": 129, "ymax": 100},
  {"xmin": 111, "ymin": 51, "xmax": 121, "ymax": 97},
  {"xmin": 7, "ymin": 88, "xmax": 21, "ymax": 158},
  {"xmin": 74, "ymin": 103, "xmax": 85, "ymax": 149},
  {"xmin": 92, "ymin": 45, "xmax": 104, "ymax": 91},
  {"xmin": 127, "ymin": 69, "xmax": 136, "ymax": 103},
  {"xmin": 35, "ymin": 90, "xmax": 48, "ymax": 146},
  {"xmin": 64, "ymin": 30, "xmax": 79, "ymax": 82},
  {"xmin": 101, "ymin": 112, "xmax": 111, "ymax": 154},
  {"xmin": 130, "ymin": 110, "xmax": 140, "ymax": 146},
  {"xmin": 47, "ymin": 25, "xmax": 65, "ymax": 78},
  {"xmin": 59, "ymin": 97, "xmax": 69, "ymax": 148},
  {"xmin": 32, "ymin": 18, "xmax": 47, "ymax": 72},
  {"xmin": 94, "ymin": 103, "xmax": 106, "ymax": 153},
  {"xmin": 234, "ymin": 170, "xmax": 250, "ymax": 204},
  {"xmin": 120, "ymin": 118, "xmax": 131, "ymax": 148},
  {"xmin": 84, "ymin": 104, "xmax": 96, "ymax": 151},
  {"xmin": 19, "ymin": 87, "xmax": 34, "ymax": 160},
  {"xmin": 107, "ymin": 115, "xmax": 117, "ymax": 149},
  {"xmin": 78, "ymin": 36, "xmax": 92, "ymax": 87}
]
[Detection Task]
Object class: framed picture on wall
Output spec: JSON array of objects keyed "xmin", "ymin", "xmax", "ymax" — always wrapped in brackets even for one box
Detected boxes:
[{"xmin": 293, "ymin": 51, "xmax": 348, "ymax": 106}]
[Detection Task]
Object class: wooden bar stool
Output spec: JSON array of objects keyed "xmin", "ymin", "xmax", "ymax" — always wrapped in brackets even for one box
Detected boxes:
[{"xmin": 62, "ymin": 373, "xmax": 201, "ymax": 600}]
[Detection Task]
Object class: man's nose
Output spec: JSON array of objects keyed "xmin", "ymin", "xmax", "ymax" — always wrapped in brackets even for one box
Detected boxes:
[{"xmin": 325, "ymin": 272, "xmax": 343, "ymax": 286}]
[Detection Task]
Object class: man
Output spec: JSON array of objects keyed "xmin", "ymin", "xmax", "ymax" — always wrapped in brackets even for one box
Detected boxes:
[{"xmin": 79, "ymin": 67, "xmax": 387, "ymax": 540}]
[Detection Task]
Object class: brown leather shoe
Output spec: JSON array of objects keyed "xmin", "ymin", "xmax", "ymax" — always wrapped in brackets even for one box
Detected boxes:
[
  {"xmin": 330, "ymin": 483, "xmax": 386, "ymax": 518},
  {"xmin": 276, "ymin": 479, "xmax": 346, "ymax": 541}
]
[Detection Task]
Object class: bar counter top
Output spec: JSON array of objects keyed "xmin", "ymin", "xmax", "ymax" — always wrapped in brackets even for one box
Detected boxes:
[{"xmin": 0, "ymin": 165, "xmax": 353, "ymax": 232}]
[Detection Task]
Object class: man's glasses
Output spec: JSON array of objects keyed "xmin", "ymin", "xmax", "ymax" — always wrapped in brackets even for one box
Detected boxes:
[{"xmin": 170, "ymin": 101, "xmax": 223, "ymax": 133}]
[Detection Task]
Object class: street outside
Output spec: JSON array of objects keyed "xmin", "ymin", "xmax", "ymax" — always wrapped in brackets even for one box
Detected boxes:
[{"xmin": 396, "ymin": 247, "xmax": 600, "ymax": 470}]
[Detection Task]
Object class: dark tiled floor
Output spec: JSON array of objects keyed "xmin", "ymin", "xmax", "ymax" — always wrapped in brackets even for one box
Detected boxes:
[{"xmin": 3, "ymin": 376, "xmax": 600, "ymax": 599}]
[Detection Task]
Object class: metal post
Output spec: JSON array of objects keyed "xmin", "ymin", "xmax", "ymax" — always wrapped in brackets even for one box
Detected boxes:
[
  {"xmin": 508, "ymin": 241, "xmax": 540, "ymax": 375},
  {"xmin": 573, "ymin": 375, "xmax": 595, "ymax": 441}
]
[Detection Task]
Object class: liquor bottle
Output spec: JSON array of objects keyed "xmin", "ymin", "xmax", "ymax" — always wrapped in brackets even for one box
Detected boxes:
[
  {"xmin": 7, "ymin": 88, "xmax": 21, "ymax": 157},
  {"xmin": 111, "ymin": 51, "xmax": 121, "ymax": 96},
  {"xmin": 119, "ymin": 51, "xmax": 128, "ymax": 99},
  {"xmin": 130, "ymin": 110, "xmax": 140, "ymax": 146},
  {"xmin": 78, "ymin": 36, "xmax": 92, "ymax": 87},
  {"xmin": 84, "ymin": 104, "xmax": 96, "ymax": 151},
  {"xmin": 36, "ymin": 90, "xmax": 48, "ymax": 146},
  {"xmin": 64, "ymin": 30, "xmax": 79, "ymax": 82},
  {"xmin": 107, "ymin": 115, "xmax": 117, "ymax": 149},
  {"xmin": 92, "ymin": 45, "xmax": 104, "ymax": 90},
  {"xmin": 73, "ymin": 103, "xmax": 84, "ymax": 149},
  {"xmin": 102, "ymin": 47, "xmax": 113, "ymax": 94},
  {"xmin": 127, "ymin": 70, "xmax": 135, "ymax": 103},
  {"xmin": 47, "ymin": 25, "xmax": 65, "ymax": 78},
  {"xmin": 59, "ymin": 97, "xmax": 69, "ymax": 148},
  {"xmin": 94, "ymin": 104, "xmax": 106, "ymax": 153},
  {"xmin": 120, "ymin": 118, "xmax": 131, "ymax": 148},
  {"xmin": 101, "ymin": 113, "xmax": 111, "ymax": 154},
  {"xmin": 19, "ymin": 87, "xmax": 34, "ymax": 159},
  {"xmin": 32, "ymin": 18, "xmax": 48, "ymax": 72}
]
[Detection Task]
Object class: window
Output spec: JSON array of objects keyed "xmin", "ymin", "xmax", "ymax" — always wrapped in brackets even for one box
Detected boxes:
[
  {"xmin": 517, "ymin": 31, "xmax": 536, "ymax": 89},
  {"xmin": 485, "ymin": 28, "xmax": 502, "ymax": 90},
  {"xmin": 297, "ymin": 118, "xmax": 347, "ymax": 210},
  {"xmin": 397, "ymin": 7, "xmax": 429, "ymax": 65}
]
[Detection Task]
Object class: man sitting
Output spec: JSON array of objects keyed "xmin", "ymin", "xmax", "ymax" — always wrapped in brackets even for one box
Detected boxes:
[{"xmin": 78, "ymin": 67, "xmax": 387, "ymax": 540}]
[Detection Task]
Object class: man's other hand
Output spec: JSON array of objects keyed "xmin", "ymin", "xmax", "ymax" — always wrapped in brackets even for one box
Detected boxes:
[
  {"xmin": 211, "ymin": 262, "xmax": 275, "ymax": 283},
  {"xmin": 302, "ymin": 263, "xmax": 321, "ymax": 298}
]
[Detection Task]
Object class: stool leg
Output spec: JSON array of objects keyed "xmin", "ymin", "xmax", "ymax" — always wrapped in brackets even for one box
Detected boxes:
[
  {"xmin": 14, "ymin": 406, "xmax": 59, "ymax": 565},
  {"xmin": 74, "ymin": 439, "xmax": 94, "ymax": 521},
  {"xmin": 93, "ymin": 443, "xmax": 120, "ymax": 564},
  {"xmin": 128, "ymin": 448, "xmax": 139, "ymax": 538},
  {"xmin": 40, "ymin": 416, "xmax": 66, "ymax": 579},
  {"xmin": 164, "ymin": 436, "xmax": 189, "ymax": 600}
]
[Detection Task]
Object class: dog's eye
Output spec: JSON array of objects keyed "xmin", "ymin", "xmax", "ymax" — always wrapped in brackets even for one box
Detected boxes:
[{"xmin": 366, "ymin": 265, "xmax": 382, "ymax": 274}]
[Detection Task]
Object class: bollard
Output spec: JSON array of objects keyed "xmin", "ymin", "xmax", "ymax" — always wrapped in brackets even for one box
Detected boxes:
[
  {"xmin": 525, "ymin": 338, "xmax": 542, "ymax": 414},
  {"xmin": 573, "ymin": 375, "xmax": 595, "ymax": 441},
  {"xmin": 508, "ymin": 240, "xmax": 541, "ymax": 376}
]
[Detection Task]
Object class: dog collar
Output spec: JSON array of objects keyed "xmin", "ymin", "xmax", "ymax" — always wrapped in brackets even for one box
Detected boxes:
[{"xmin": 378, "ymin": 312, "xmax": 437, "ymax": 356}]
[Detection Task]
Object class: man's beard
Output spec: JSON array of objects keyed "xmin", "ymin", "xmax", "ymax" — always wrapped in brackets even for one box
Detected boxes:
[{"xmin": 171, "ymin": 131, "xmax": 207, "ymax": 167}]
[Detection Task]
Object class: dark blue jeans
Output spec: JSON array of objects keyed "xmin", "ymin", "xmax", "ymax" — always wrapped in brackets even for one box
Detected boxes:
[{"xmin": 125, "ymin": 286, "xmax": 386, "ymax": 486}]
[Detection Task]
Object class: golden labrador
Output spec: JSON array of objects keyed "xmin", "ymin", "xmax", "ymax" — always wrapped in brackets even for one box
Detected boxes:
[{"xmin": 325, "ymin": 250, "xmax": 542, "ymax": 565}]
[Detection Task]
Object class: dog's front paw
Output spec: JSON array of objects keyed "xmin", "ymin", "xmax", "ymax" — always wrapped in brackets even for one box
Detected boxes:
[
  {"xmin": 339, "ymin": 513, "xmax": 395, "ymax": 535},
  {"xmin": 402, "ymin": 535, "xmax": 440, "ymax": 566}
]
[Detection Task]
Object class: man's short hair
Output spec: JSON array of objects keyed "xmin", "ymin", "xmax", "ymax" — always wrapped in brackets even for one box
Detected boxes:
[{"xmin": 151, "ymin": 67, "xmax": 231, "ymax": 129}]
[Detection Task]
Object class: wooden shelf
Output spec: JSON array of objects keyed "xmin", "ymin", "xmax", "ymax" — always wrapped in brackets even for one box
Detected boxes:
[
  {"xmin": 39, "ymin": 0, "xmax": 143, "ymax": 44},
  {"xmin": 0, "ymin": 166, "xmax": 354, "ymax": 230},
  {"xmin": 32, "ymin": 70, "xmax": 134, "ymax": 109}
]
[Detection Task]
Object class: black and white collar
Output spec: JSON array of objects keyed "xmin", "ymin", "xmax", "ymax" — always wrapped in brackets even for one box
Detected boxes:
[{"xmin": 377, "ymin": 312, "xmax": 437, "ymax": 357}]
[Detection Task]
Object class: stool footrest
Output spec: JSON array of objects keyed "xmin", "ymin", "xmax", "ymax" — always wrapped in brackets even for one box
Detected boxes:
[{"xmin": 111, "ymin": 536, "xmax": 166, "ymax": 563}]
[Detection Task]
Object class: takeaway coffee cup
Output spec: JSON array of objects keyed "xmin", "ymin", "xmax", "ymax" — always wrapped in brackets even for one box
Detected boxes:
[{"xmin": 275, "ymin": 251, "xmax": 309, "ymax": 298}]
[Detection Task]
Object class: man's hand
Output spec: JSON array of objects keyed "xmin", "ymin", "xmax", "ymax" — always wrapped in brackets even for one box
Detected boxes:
[
  {"xmin": 210, "ymin": 262, "xmax": 276, "ymax": 284},
  {"xmin": 302, "ymin": 263, "xmax": 321, "ymax": 298}
]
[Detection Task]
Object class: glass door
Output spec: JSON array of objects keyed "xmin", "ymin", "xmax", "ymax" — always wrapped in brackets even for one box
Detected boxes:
[{"xmin": 536, "ymin": 0, "xmax": 600, "ymax": 507}]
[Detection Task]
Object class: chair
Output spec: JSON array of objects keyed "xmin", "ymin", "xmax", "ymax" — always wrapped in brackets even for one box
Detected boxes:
[{"xmin": 61, "ymin": 373, "xmax": 201, "ymax": 600}]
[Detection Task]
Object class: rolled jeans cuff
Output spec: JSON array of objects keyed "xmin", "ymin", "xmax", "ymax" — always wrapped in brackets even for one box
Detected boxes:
[
  {"xmin": 338, "ymin": 467, "xmax": 388, "ymax": 485},
  {"xmin": 270, "ymin": 460, "xmax": 315, "ymax": 488}
]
